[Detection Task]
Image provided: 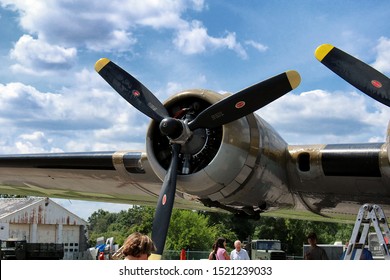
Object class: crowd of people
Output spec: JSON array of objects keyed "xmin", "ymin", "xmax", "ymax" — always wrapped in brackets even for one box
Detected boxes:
[{"xmin": 115, "ymin": 231, "xmax": 374, "ymax": 260}]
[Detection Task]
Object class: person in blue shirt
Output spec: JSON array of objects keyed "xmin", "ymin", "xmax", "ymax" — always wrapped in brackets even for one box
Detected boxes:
[{"xmin": 341, "ymin": 232, "xmax": 373, "ymax": 260}]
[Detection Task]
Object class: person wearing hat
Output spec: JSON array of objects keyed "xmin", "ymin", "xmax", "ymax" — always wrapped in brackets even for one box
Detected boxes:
[{"xmin": 304, "ymin": 232, "xmax": 328, "ymax": 260}]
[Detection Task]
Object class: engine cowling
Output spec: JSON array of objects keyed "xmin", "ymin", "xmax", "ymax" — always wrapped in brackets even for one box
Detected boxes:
[{"xmin": 146, "ymin": 89, "xmax": 291, "ymax": 211}]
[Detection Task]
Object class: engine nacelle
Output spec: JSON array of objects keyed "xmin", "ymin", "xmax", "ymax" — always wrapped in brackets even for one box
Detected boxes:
[{"xmin": 146, "ymin": 89, "xmax": 291, "ymax": 210}]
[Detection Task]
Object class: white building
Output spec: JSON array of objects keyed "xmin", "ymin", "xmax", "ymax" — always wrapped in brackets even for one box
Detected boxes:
[{"xmin": 0, "ymin": 197, "xmax": 88, "ymax": 259}]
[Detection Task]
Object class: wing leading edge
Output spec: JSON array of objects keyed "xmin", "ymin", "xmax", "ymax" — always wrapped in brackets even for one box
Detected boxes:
[
  {"xmin": 286, "ymin": 140, "xmax": 390, "ymax": 221},
  {"xmin": 1, "ymin": 140, "xmax": 390, "ymax": 223},
  {"xmin": 0, "ymin": 151, "xmax": 209, "ymax": 211}
]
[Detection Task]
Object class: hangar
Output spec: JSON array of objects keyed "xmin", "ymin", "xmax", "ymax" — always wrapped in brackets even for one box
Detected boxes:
[{"xmin": 0, "ymin": 197, "xmax": 88, "ymax": 259}]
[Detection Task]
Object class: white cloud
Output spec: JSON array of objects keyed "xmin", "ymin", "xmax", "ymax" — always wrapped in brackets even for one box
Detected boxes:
[
  {"xmin": 3, "ymin": 74, "xmax": 388, "ymax": 155},
  {"xmin": 1, "ymin": 0, "xmax": 248, "ymax": 60},
  {"xmin": 371, "ymin": 36, "xmax": 390, "ymax": 74},
  {"xmin": 160, "ymin": 74, "xmax": 207, "ymax": 97},
  {"xmin": 0, "ymin": 71, "xmax": 149, "ymax": 153},
  {"xmin": 0, "ymin": 0, "xmax": 204, "ymax": 50},
  {"xmin": 173, "ymin": 20, "xmax": 247, "ymax": 58},
  {"xmin": 190, "ymin": 0, "xmax": 205, "ymax": 11},
  {"xmin": 14, "ymin": 131, "xmax": 63, "ymax": 154},
  {"xmin": 259, "ymin": 89, "xmax": 390, "ymax": 144},
  {"xmin": 245, "ymin": 40, "xmax": 268, "ymax": 52},
  {"xmin": 85, "ymin": 30, "xmax": 137, "ymax": 53},
  {"xmin": 10, "ymin": 35, "xmax": 77, "ymax": 75}
]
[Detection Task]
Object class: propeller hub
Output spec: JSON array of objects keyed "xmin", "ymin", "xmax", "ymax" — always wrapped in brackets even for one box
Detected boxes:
[{"xmin": 159, "ymin": 118, "xmax": 183, "ymax": 139}]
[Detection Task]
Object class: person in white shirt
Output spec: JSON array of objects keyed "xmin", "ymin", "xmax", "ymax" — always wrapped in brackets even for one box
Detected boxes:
[{"xmin": 230, "ymin": 240, "xmax": 250, "ymax": 260}]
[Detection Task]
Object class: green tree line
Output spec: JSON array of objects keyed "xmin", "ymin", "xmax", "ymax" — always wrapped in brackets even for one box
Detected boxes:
[{"xmin": 87, "ymin": 206, "xmax": 353, "ymax": 256}]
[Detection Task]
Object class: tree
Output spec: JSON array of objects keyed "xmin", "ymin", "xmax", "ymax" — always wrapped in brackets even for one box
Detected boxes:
[
  {"xmin": 254, "ymin": 217, "xmax": 354, "ymax": 256},
  {"xmin": 165, "ymin": 210, "xmax": 217, "ymax": 251},
  {"xmin": 86, "ymin": 207, "xmax": 238, "ymax": 251},
  {"xmin": 203, "ymin": 211, "xmax": 256, "ymax": 248},
  {"xmin": 87, "ymin": 209, "xmax": 118, "ymax": 233},
  {"xmin": 86, "ymin": 206, "xmax": 354, "ymax": 257},
  {"xmin": 126, "ymin": 206, "xmax": 155, "ymax": 235}
]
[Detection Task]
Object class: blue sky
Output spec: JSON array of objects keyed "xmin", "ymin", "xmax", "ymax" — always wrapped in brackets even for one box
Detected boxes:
[{"xmin": 0, "ymin": 0, "xmax": 389, "ymax": 220}]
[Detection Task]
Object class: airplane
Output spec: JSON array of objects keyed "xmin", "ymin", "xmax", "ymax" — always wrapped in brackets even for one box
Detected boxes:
[{"xmin": 0, "ymin": 43, "xmax": 389, "ymax": 259}]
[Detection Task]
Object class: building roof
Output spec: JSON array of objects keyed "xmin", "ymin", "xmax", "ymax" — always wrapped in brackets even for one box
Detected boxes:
[{"xmin": 0, "ymin": 197, "xmax": 87, "ymax": 225}]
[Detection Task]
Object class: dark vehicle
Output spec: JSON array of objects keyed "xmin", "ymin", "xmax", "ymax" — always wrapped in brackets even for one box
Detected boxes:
[{"xmin": 1, "ymin": 239, "xmax": 64, "ymax": 260}]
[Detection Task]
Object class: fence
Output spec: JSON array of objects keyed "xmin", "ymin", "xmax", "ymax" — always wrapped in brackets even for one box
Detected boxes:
[
  {"xmin": 162, "ymin": 250, "xmax": 210, "ymax": 260},
  {"xmin": 162, "ymin": 250, "xmax": 305, "ymax": 260}
]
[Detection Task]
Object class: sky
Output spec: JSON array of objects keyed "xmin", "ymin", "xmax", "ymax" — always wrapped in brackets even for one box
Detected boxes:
[{"xmin": 0, "ymin": 0, "xmax": 389, "ymax": 220}]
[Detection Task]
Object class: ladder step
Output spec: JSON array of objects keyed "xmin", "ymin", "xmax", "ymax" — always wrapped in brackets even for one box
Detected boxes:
[{"xmin": 343, "ymin": 204, "xmax": 390, "ymax": 260}]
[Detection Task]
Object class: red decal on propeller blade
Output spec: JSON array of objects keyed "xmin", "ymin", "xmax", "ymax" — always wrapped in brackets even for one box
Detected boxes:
[
  {"xmin": 132, "ymin": 90, "xmax": 141, "ymax": 96},
  {"xmin": 371, "ymin": 80, "xmax": 382, "ymax": 88},
  {"xmin": 235, "ymin": 101, "xmax": 245, "ymax": 109},
  {"xmin": 162, "ymin": 194, "xmax": 167, "ymax": 205}
]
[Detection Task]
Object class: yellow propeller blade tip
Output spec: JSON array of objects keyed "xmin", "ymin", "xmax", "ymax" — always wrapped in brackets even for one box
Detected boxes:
[
  {"xmin": 148, "ymin": 253, "xmax": 162, "ymax": 260},
  {"xmin": 315, "ymin": 44, "xmax": 334, "ymax": 62},
  {"xmin": 94, "ymin": 58, "xmax": 110, "ymax": 73},
  {"xmin": 286, "ymin": 70, "xmax": 301, "ymax": 89}
]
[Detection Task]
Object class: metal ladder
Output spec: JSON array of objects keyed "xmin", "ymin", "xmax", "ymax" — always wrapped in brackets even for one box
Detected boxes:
[{"xmin": 343, "ymin": 204, "xmax": 390, "ymax": 260}]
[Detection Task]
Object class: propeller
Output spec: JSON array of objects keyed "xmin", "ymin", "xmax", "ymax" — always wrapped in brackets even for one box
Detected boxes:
[
  {"xmin": 95, "ymin": 58, "xmax": 301, "ymax": 259},
  {"xmin": 95, "ymin": 58, "xmax": 169, "ymax": 122},
  {"xmin": 315, "ymin": 43, "xmax": 390, "ymax": 107},
  {"xmin": 149, "ymin": 143, "xmax": 180, "ymax": 259},
  {"xmin": 188, "ymin": 71, "xmax": 301, "ymax": 130}
]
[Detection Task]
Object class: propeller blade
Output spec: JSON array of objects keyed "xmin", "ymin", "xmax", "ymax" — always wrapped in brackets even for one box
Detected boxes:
[
  {"xmin": 315, "ymin": 44, "xmax": 390, "ymax": 107},
  {"xmin": 149, "ymin": 143, "xmax": 180, "ymax": 260},
  {"xmin": 188, "ymin": 70, "xmax": 300, "ymax": 130},
  {"xmin": 95, "ymin": 58, "xmax": 169, "ymax": 122}
]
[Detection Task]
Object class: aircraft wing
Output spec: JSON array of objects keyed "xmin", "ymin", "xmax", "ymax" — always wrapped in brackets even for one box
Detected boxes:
[
  {"xmin": 1, "ymin": 137, "xmax": 389, "ymax": 224},
  {"xmin": 283, "ymin": 140, "xmax": 390, "ymax": 223},
  {"xmin": 0, "ymin": 113, "xmax": 389, "ymax": 226},
  {"xmin": 0, "ymin": 151, "xmax": 209, "ymax": 211}
]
